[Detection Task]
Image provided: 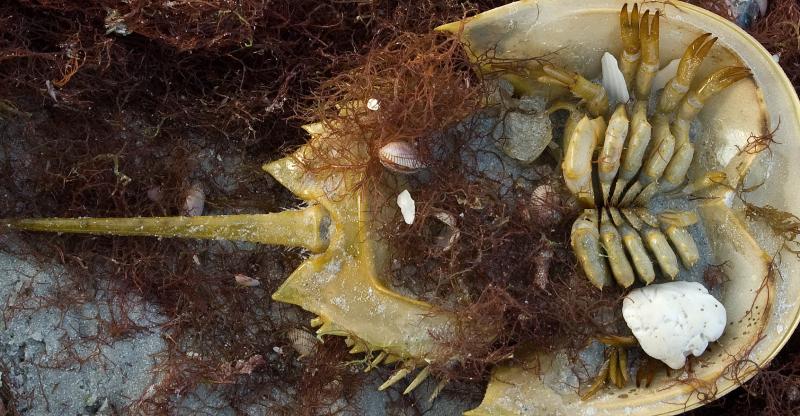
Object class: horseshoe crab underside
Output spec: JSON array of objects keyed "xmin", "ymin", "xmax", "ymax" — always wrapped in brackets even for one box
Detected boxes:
[{"xmin": 4, "ymin": 1, "xmax": 800, "ymax": 415}]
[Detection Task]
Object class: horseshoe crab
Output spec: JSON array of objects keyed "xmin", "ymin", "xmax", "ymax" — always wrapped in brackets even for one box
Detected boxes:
[{"xmin": 3, "ymin": 1, "xmax": 800, "ymax": 415}]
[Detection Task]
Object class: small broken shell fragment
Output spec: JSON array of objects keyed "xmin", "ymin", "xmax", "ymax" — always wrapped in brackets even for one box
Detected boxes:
[
  {"xmin": 432, "ymin": 210, "xmax": 460, "ymax": 251},
  {"xmin": 182, "ymin": 182, "xmax": 205, "ymax": 216},
  {"xmin": 378, "ymin": 141, "xmax": 426, "ymax": 173},
  {"xmin": 286, "ymin": 328, "xmax": 320, "ymax": 359},
  {"xmin": 366, "ymin": 98, "xmax": 380, "ymax": 111},
  {"xmin": 622, "ymin": 281, "xmax": 726, "ymax": 369},
  {"xmin": 397, "ymin": 190, "xmax": 415, "ymax": 225},
  {"xmin": 234, "ymin": 273, "xmax": 260, "ymax": 287}
]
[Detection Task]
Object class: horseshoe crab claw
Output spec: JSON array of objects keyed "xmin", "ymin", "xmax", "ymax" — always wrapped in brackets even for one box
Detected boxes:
[{"xmin": 439, "ymin": 0, "xmax": 800, "ymax": 415}]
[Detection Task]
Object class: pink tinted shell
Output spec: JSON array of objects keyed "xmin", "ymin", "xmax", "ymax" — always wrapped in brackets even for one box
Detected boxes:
[{"xmin": 378, "ymin": 141, "xmax": 426, "ymax": 173}]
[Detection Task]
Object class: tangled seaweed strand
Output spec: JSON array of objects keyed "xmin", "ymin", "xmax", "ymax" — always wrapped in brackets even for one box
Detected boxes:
[
  {"xmin": 0, "ymin": 0, "xmax": 504, "ymax": 413},
  {"xmin": 299, "ymin": 24, "xmax": 627, "ymax": 385},
  {"xmin": 749, "ymin": 0, "xmax": 800, "ymax": 89},
  {"xmin": 299, "ymin": 30, "xmax": 489, "ymax": 196},
  {"xmin": 688, "ymin": 0, "xmax": 799, "ymax": 89}
]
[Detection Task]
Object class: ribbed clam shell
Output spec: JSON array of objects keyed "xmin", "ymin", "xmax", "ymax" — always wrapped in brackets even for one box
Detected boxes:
[
  {"xmin": 378, "ymin": 141, "xmax": 426, "ymax": 173},
  {"xmin": 286, "ymin": 328, "xmax": 319, "ymax": 358},
  {"xmin": 530, "ymin": 184, "xmax": 564, "ymax": 226}
]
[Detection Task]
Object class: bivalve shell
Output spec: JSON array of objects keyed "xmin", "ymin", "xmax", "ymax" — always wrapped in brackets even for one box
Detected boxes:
[
  {"xmin": 378, "ymin": 141, "xmax": 426, "ymax": 174},
  {"xmin": 286, "ymin": 328, "xmax": 320, "ymax": 359}
]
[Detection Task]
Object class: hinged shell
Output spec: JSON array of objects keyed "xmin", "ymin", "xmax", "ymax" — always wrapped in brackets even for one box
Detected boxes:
[{"xmin": 378, "ymin": 141, "xmax": 426, "ymax": 173}]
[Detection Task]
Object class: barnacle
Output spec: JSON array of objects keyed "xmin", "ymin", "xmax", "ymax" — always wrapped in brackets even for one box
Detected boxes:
[{"xmin": 3, "ymin": 1, "xmax": 800, "ymax": 415}]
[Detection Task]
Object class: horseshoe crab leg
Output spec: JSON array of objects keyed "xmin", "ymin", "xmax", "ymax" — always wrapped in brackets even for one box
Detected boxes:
[
  {"xmin": 620, "ymin": 119, "xmax": 676, "ymax": 206},
  {"xmin": 672, "ymin": 66, "xmax": 752, "ymax": 141},
  {"xmin": 598, "ymin": 105, "xmax": 630, "ymax": 203},
  {"xmin": 618, "ymin": 3, "xmax": 641, "ymax": 87},
  {"xmin": 627, "ymin": 208, "xmax": 680, "ymax": 279},
  {"xmin": 562, "ymin": 116, "xmax": 606, "ymax": 207},
  {"xmin": 547, "ymin": 100, "xmax": 586, "ymax": 153},
  {"xmin": 599, "ymin": 209, "xmax": 635, "ymax": 288},
  {"xmin": 571, "ymin": 210, "xmax": 611, "ymax": 289},
  {"xmin": 656, "ymin": 33, "xmax": 717, "ymax": 116},
  {"xmin": 609, "ymin": 208, "xmax": 655, "ymax": 284},
  {"xmin": 634, "ymin": 10, "xmax": 660, "ymax": 103},
  {"xmin": 539, "ymin": 65, "xmax": 609, "ymax": 117},
  {"xmin": 659, "ymin": 141, "xmax": 695, "ymax": 193},
  {"xmin": 611, "ymin": 103, "xmax": 651, "ymax": 205},
  {"xmin": 661, "ymin": 222, "xmax": 700, "ymax": 268},
  {"xmin": 2, "ymin": 204, "xmax": 331, "ymax": 253}
]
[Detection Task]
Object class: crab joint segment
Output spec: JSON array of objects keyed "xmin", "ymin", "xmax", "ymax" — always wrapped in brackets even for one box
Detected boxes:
[
  {"xmin": 662, "ymin": 223, "xmax": 700, "ymax": 268},
  {"xmin": 619, "ymin": 2, "xmax": 641, "ymax": 86},
  {"xmin": 634, "ymin": 10, "xmax": 660, "ymax": 101},
  {"xmin": 540, "ymin": 65, "xmax": 609, "ymax": 117},
  {"xmin": 571, "ymin": 210, "xmax": 611, "ymax": 288},
  {"xmin": 600, "ymin": 210, "xmax": 635, "ymax": 288},
  {"xmin": 610, "ymin": 208, "xmax": 655, "ymax": 284},
  {"xmin": 598, "ymin": 105, "xmax": 630, "ymax": 203},
  {"xmin": 657, "ymin": 33, "xmax": 717, "ymax": 115},
  {"xmin": 562, "ymin": 116, "xmax": 606, "ymax": 207}
]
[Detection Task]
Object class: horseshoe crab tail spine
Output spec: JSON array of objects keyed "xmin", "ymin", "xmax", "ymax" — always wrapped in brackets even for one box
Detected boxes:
[{"xmin": 1, "ymin": 204, "xmax": 331, "ymax": 253}]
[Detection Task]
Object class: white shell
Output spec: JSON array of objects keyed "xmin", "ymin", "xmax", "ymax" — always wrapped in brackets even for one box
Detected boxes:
[
  {"xmin": 601, "ymin": 52, "xmax": 629, "ymax": 105},
  {"xmin": 378, "ymin": 141, "xmax": 426, "ymax": 173},
  {"xmin": 622, "ymin": 281, "xmax": 727, "ymax": 369},
  {"xmin": 367, "ymin": 98, "xmax": 380, "ymax": 111},
  {"xmin": 286, "ymin": 328, "xmax": 319, "ymax": 358},
  {"xmin": 396, "ymin": 189, "xmax": 415, "ymax": 225}
]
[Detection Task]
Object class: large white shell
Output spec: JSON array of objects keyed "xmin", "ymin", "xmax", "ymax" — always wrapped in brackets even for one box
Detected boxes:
[
  {"xmin": 378, "ymin": 141, "xmax": 426, "ymax": 173},
  {"xmin": 622, "ymin": 281, "xmax": 727, "ymax": 369},
  {"xmin": 601, "ymin": 52, "xmax": 629, "ymax": 105}
]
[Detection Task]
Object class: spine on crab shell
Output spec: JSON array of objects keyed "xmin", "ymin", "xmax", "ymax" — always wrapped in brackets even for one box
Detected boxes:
[{"xmin": 1, "ymin": 204, "xmax": 331, "ymax": 253}]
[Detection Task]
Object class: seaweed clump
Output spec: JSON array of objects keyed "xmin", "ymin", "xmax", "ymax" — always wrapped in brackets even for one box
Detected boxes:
[
  {"xmin": 298, "ymin": 30, "xmax": 489, "ymax": 195},
  {"xmin": 750, "ymin": 0, "xmax": 800, "ymax": 89},
  {"xmin": 295, "ymin": 23, "xmax": 625, "ymax": 384},
  {"xmin": 0, "ymin": 0, "xmax": 504, "ymax": 413}
]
